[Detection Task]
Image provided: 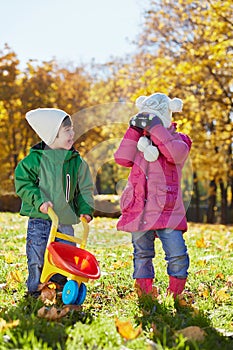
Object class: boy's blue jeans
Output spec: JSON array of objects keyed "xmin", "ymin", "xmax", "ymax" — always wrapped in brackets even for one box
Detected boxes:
[
  {"xmin": 26, "ymin": 218, "xmax": 75, "ymax": 293},
  {"xmin": 132, "ymin": 229, "xmax": 189, "ymax": 279}
]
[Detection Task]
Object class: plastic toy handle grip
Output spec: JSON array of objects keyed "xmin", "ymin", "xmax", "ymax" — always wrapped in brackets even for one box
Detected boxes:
[
  {"xmin": 80, "ymin": 217, "xmax": 89, "ymax": 249},
  {"xmin": 47, "ymin": 207, "xmax": 59, "ymax": 228}
]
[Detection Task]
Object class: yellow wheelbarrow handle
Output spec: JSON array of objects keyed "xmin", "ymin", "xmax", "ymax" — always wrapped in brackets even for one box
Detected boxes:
[
  {"xmin": 47, "ymin": 207, "xmax": 89, "ymax": 249},
  {"xmin": 80, "ymin": 217, "xmax": 89, "ymax": 249}
]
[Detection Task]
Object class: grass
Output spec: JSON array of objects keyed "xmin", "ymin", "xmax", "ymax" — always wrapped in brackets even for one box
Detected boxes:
[{"xmin": 0, "ymin": 213, "xmax": 233, "ymax": 349}]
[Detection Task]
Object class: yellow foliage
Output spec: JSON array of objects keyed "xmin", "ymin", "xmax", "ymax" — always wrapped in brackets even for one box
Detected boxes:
[{"xmin": 115, "ymin": 318, "xmax": 142, "ymax": 341}]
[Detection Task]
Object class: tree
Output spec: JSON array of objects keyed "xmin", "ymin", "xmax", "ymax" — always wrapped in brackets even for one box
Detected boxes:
[{"xmin": 128, "ymin": 0, "xmax": 233, "ymax": 223}]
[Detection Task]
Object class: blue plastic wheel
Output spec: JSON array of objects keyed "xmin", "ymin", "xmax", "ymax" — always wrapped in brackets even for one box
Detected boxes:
[
  {"xmin": 62, "ymin": 280, "xmax": 79, "ymax": 305},
  {"xmin": 75, "ymin": 282, "xmax": 87, "ymax": 305}
]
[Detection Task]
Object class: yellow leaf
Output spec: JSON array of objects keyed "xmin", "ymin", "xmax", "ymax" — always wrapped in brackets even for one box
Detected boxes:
[
  {"xmin": 115, "ymin": 318, "xmax": 142, "ymax": 340},
  {"xmin": 215, "ymin": 273, "xmax": 224, "ymax": 280},
  {"xmin": 48, "ymin": 282, "xmax": 57, "ymax": 289},
  {"xmin": 0, "ymin": 318, "xmax": 19, "ymax": 332},
  {"xmin": 6, "ymin": 271, "xmax": 23, "ymax": 289},
  {"xmin": 176, "ymin": 326, "xmax": 206, "ymax": 342},
  {"xmin": 214, "ymin": 288, "xmax": 230, "ymax": 303},
  {"xmin": 4, "ymin": 253, "xmax": 14, "ymax": 264},
  {"xmin": 196, "ymin": 237, "xmax": 207, "ymax": 248}
]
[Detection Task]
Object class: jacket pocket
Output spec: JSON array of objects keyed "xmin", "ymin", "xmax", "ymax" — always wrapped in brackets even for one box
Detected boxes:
[
  {"xmin": 156, "ymin": 185, "xmax": 178, "ymax": 211},
  {"xmin": 120, "ymin": 182, "xmax": 135, "ymax": 211}
]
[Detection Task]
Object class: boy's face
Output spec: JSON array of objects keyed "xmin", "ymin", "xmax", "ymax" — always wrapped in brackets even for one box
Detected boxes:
[{"xmin": 50, "ymin": 124, "xmax": 75, "ymax": 150}]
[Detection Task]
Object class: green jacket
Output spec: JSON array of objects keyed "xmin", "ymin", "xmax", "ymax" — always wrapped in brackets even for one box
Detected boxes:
[{"xmin": 14, "ymin": 142, "xmax": 94, "ymax": 224}]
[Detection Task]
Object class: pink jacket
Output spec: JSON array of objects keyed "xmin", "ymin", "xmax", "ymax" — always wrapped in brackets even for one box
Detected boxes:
[{"xmin": 114, "ymin": 124, "xmax": 192, "ymax": 233}]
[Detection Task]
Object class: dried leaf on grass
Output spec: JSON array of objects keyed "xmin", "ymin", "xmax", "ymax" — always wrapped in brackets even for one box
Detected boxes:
[
  {"xmin": 115, "ymin": 318, "xmax": 142, "ymax": 341},
  {"xmin": 6, "ymin": 271, "xmax": 23, "ymax": 289},
  {"xmin": 175, "ymin": 326, "xmax": 206, "ymax": 342},
  {"xmin": 0, "ymin": 318, "xmax": 19, "ymax": 332},
  {"xmin": 38, "ymin": 282, "xmax": 57, "ymax": 305},
  {"xmin": 212, "ymin": 287, "xmax": 230, "ymax": 304},
  {"xmin": 37, "ymin": 306, "xmax": 70, "ymax": 320},
  {"xmin": 177, "ymin": 291, "xmax": 195, "ymax": 307}
]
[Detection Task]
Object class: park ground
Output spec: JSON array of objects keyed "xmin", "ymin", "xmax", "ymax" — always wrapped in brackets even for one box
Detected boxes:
[{"xmin": 0, "ymin": 213, "xmax": 233, "ymax": 349}]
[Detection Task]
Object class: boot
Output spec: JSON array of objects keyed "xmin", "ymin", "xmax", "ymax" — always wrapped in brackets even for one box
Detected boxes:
[
  {"xmin": 135, "ymin": 278, "xmax": 153, "ymax": 296},
  {"xmin": 167, "ymin": 276, "xmax": 186, "ymax": 298}
]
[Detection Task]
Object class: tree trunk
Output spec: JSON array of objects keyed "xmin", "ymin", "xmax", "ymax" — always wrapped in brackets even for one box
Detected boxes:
[
  {"xmin": 193, "ymin": 172, "xmax": 200, "ymax": 222},
  {"xmin": 219, "ymin": 179, "xmax": 227, "ymax": 224},
  {"xmin": 207, "ymin": 180, "xmax": 217, "ymax": 223}
]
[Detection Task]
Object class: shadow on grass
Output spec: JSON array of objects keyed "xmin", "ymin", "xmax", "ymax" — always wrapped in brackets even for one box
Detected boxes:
[
  {"xmin": 0, "ymin": 294, "xmax": 94, "ymax": 350},
  {"xmin": 136, "ymin": 294, "xmax": 233, "ymax": 350}
]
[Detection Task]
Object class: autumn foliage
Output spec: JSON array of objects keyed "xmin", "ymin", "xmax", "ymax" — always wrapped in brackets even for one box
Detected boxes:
[{"xmin": 0, "ymin": 0, "xmax": 232, "ymax": 223}]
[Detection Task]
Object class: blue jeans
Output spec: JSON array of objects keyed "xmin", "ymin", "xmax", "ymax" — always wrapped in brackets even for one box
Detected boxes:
[
  {"xmin": 132, "ymin": 229, "xmax": 189, "ymax": 279},
  {"xmin": 26, "ymin": 218, "xmax": 75, "ymax": 293}
]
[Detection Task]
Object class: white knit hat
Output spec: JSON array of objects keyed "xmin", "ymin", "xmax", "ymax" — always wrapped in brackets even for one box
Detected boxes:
[
  {"xmin": 136, "ymin": 93, "xmax": 183, "ymax": 128},
  {"xmin": 26, "ymin": 108, "xmax": 69, "ymax": 145}
]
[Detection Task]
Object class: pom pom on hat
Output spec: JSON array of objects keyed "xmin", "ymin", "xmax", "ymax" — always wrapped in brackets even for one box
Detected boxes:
[
  {"xmin": 135, "ymin": 96, "xmax": 147, "ymax": 110},
  {"xmin": 135, "ymin": 93, "xmax": 183, "ymax": 128},
  {"xmin": 26, "ymin": 108, "xmax": 69, "ymax": 145},
  {"xmin": 169, "ymin": 98, "xmax": 183, "ymax": 112}
]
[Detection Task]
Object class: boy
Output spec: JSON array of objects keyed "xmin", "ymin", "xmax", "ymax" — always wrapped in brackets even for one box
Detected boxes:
[{"xmin": 15, "ymin": 108, "xmax": 94, "ymax": 296}]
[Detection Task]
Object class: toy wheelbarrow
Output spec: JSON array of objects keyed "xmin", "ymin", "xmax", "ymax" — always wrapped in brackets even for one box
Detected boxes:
[{"xmin": 40, "ymin": 207, "xmax": 100, "ymax": 305}]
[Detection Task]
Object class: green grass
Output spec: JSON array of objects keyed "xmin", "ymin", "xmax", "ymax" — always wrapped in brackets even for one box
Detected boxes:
[{"xmin": 0, "ymin": 213, "xmax": 233, "ymax": 349}]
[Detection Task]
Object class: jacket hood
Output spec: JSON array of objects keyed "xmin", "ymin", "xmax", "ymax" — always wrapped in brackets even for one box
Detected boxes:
[{"xmin": 30, "ymin": 141, "xmax": 79, "ymax": 164}]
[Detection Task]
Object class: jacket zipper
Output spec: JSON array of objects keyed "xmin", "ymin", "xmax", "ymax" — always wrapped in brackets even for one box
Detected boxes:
[{"xmin": 66, "ymin": 174, "xmax": 70, "ymax": 202}]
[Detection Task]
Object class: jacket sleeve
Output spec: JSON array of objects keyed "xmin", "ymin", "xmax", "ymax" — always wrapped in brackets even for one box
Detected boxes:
[
  {"xmin": 114, "ymin": 127, "xmax": 143, "ymax": 167},
  {"xmin": 150, "ymin": 125, "xmax": 192, "ymax": 164},
  {"xmin": 14, "ymin": 157, "xmax": 44, "ymax": 211},
  {"xmin": 75, "ymin": 159, "xmax": 94, "ymax": 217}
]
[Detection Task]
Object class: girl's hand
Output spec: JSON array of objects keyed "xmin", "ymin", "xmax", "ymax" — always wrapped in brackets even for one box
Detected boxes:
[
  {"xmin": 80, "ymin": 214, "xmax": 92, "ymax": 223},
  {"xmin": 40, "ymin": 201, "xmax": 53, "ymax": 214}
]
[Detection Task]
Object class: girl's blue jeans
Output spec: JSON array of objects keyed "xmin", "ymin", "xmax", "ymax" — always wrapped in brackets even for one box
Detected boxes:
[
  {"xmin": 26, "ymin": 218, "xmax": 75, "ymax": 293},
  {"xmin": 131, "ymin": 229, "xmax": 189, "ymax": 279}
]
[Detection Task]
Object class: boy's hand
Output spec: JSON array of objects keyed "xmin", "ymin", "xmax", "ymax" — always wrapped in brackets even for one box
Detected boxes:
[
  {"xmin": 80, "ymin": 214, "xmax": 92, "ymax": 223},
  {"xmin": 40, "ymin": 201, "xmax": 53, "ymax": 214}
]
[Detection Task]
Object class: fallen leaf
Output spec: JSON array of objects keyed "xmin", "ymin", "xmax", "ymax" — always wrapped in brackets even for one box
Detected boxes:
[
  {"xmin": 196, "ymin": 237, "xmax": 207, "ymax": 248},
  {"xmin": 178, "ymin": 291, "xmax": 195, "ymax": 307},
  {"xmin": 198, "ymin": 283, "xmax": 209, "ymax": 298},
  {"xmin": 40, "ymin": 285, "xmax": 57, "ymax": 305},
  {"xmin": 195, "ymin": 269, "xmax": 209, "ymax": 275},
  {"xmin": 215, "ymin": 273, "xmax": 224, "ymax": 280},
  {"xmin": 0, "ymin": 318, "xmax": 19, "ymax": 332},
  {"xmin": 213, "ymin": 287, "xmax": 230, "ymax": 304},
  {"xmin": 6, "ymin": 270, "xmax": 23, "ymax": 289},
  {"xmin": 176, "ymin": 326, "xmax": 206, "ymax": 342},
  {"xmin": 37, "ymin": 306, "xmax": 70, "ymax": 320},
  {"xmin": 115, "ymin": 318, "xmax": 142, "ymax": 340},
  {"xmin": 226, "ymin": 275, "xmax": 233, "ymax": 288}
]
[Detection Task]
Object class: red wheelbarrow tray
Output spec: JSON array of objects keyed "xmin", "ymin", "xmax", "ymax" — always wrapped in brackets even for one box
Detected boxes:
[{"xmin": 47, "ymin": 241, "xmax": 100, "ymax": 279}]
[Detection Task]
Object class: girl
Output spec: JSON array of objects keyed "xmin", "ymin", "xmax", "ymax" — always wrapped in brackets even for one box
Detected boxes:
[{"xmin": 114, "ymin": 93, "xmax": 192, "ymax": 298}]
